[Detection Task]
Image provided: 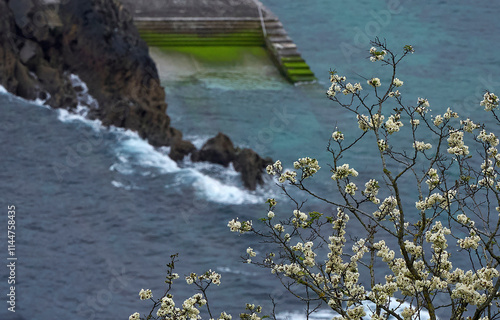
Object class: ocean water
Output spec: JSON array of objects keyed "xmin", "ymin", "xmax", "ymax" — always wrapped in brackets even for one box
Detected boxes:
[{"xmin": 1, "ymin": 1, "xmax": 499, "ymax": 319}]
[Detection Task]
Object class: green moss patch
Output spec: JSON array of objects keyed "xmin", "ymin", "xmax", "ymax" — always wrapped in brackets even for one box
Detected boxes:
[{"xmin": 157, "ymin": 46, "xmax": 270, "ymax": 63}]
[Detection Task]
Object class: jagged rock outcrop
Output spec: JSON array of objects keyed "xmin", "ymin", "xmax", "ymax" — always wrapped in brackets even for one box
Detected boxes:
[
  {"xmin": 0, "ymin": 0, "xmax": 269, "ymax": 189},
  {"xmin": 192, "ymin": 133, "xmax": 272, "ymax": 190}
]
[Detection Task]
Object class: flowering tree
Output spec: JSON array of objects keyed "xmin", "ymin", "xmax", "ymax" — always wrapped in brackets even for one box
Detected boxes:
[{"xmin": 130, "ymin": 39, "xmax": 500, "ymax": 320}]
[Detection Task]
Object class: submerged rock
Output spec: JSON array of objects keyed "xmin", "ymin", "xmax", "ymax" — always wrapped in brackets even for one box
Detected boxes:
[{"xmin": 0, "ymin": 0, "xmax": 269, "ymax": 189}]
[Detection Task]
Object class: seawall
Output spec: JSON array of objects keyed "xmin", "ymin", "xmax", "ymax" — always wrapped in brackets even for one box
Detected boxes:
[{"xmin": 120, "ymin": 0, "xmax": 316, "ymax": 84}]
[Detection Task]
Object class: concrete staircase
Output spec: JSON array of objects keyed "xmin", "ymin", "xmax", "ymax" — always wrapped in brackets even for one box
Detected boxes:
[{"xmin": 134, "ymin": 16, "xmax": 316, "ymax": 84}]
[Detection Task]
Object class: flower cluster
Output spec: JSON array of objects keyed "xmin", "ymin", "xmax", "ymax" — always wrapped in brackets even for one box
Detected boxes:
[
  {"xmin": 384, "ymin": 114, "xmax": 403, "ymax": 134},
  {"xmin": 367, "ymin": 77, "xmax": 381, "ymax": 87},
  {"xmin": 392, "ymin": 78, "xmax": 404, "ymax": 87},
  {"xmin": 227, "ymin": 219, "xmax": 252, "ymax": 234},
  {"xmin": 457, "ymin": 230, "xmax": 481, "ymax": 250},
  {"xmin": 362, "ymin": 179, "xmax": 380, "ymax": 204},
  {"xmin": 246, "ymin": 247, "xmax": 256, "ymax": 262},
  {"xmin": 478, "ymin": 159, "xmax": 496, "ymax": 187},
  {"xmin": 240, "ymin": 304, "xmax": 263, "ymax": 320},
  {"xmin": 129, "ymin": 312, "xmax": 140, "ymax": 320},
  {"xmin": 449, "ymin": 267, "xmax": 499, "ymax": 305},
  {"xmin": 425, "ymin": 221, "xmax": 451, "ymax": 251},
  {"xmin": 377, "ymin": 139, "xmax": 387, "ymax": 151},
  {"xmin": 477, "ymin": 129, "xmax": 499, "ymax": 147},
  {"xmin": 343, "ymin": 82, "xmax": 363, "ymax": 95},
  {"xmin": 369, "ymin": 46, "xmax": 387, "ymax": 61},
  {"xmin": 480, "ymin": 91, "xmax": 499, "ymax": 111},
  {"xmin": 345, "ymin": 182, "xmax": 358, "ymax": 195},
  {"xmin": 447, "ymin": 130, "xmax": 469, "ymax": 156},
  {"xmin": 185, "ymin": 270, "xmax": 222, "ymax": 286},
  {"xmin": 388, "ymin": 90, "xmax": 401, "ymax": 98},
  {"xmin": 415, "ymin": 190, "xmax": 456, "ymax": 211},
  {"xmin": 292, "ymin": 241, "xmax": 316, "ymax": 267},
  {"xmin": 425, "ymin": 168, "xmax": 440, "ymax": 190},
  {"xmin": 413, "ymin": 141, "xmax": 432, "ymax": 152},
  {"xmin": 293, "ymin": 157, "xmax": 321, "ymax": 179},
  {"xmin": 327, "ymin": 72, "xmax": 347, "ymax": 98},
  {"xmin": 155, "ymin": 293, "xmax": 207, "ymax": 320},
  {"xmin": 403, "ymin": 240, "xmax": 423, "ymax": 257},
  {"xmin": 332, "ymin": 130, "xmax": 344, "ymax": 141},
  {"xmin": 266, "ymin": 160, "xmax": 282, "ymax": 175},
  {"xmin": 331, "ymin": 164, "xmax": 359, "ymax": 180},
  {"xmin": 443, "ymin": 107, "xmax": 459, "ymax": 119},
  {"xmin": 373, "ymin": 196, "xmax": 400, "ymax": 221},
  {"xmin": 433, "ymin": 115, "xmax": 443, "ymax": 127},
  {"xmin": 292, "ymin": 209, "xmax": 309, "ymax": 228},
  {"xmin": 266, "ymin": 160, "xmax": 299, "ymax": 183},
  {"xmin": 139, "ymin": 288, "xmax": 152, "ymax": 300},
  {"xmin": 278, "ymin": 170, "xmax": 297, "ymax": 183},
  {"xmin": 374, "ymin": 240, "xmax": 395, "ymax": 262},
  {"xmin": 416, "ymin": 98, "xmax": 430, "ymax": 114},
  {"xmin": 461, "ymin": 118, "xmax": 481, "ymax": 133},
  {"xmin": 357, "ymin": 114, "xmax": 384, "ymax": 131}
]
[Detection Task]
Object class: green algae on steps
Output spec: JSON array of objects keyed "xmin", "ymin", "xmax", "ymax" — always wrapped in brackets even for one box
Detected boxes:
[
  {"xmin": 155, "ymin": 46, "xmax": 270, "ymax": 64},
  {"xmin": 139, "ymin": 31, "xmax": 316, "ymax": 83}
]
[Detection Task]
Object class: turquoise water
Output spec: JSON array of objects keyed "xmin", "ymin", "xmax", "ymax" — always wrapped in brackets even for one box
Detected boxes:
[{"xmin": 1, "ymin": 1, "xmax": 499, "ymax": 319}]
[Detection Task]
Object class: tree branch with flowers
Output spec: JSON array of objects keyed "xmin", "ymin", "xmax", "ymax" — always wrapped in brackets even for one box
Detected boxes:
[{"xmin": 129, "ymin": 38, "xmax": 500, "ymax": 320}]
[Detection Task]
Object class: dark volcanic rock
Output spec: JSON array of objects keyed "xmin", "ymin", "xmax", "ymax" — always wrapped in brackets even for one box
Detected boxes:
[
  {"xmin": 191, "ymin": 133, "xmax": 270, "ymax": 190},
  {"xmin": 234, "ymin": 148, "xmax": 272, "ymax": 190},
  {"xmin": 169, "ymin": 139, "xmax": 196, "ymax": 161},
  {"xmin": 192, "ymin": 132, "xmax": 236, "ymax": 167},
  {"xmin": 0, "ymin": 0, "xmax": 180, "ymax": 146}
]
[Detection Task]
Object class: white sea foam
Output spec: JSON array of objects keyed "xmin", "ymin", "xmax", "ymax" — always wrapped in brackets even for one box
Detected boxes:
[
  {"xmin": 0, "ymin": 85, "xmax": 7, "ymax": 94},
  {"xmin": 188, "ymin": 168, "xmax": 262, "ymax": 205},
  {"xmin": 57, "ymin": 106, "xmax": 104, "ymax": 132},
  {"xmin": 113, "ymin": 132, "xmax": 179, "ymax": 174},
  {"xmin": 276, "ymin": 299, "xmax": 434, "ymax": 320}
]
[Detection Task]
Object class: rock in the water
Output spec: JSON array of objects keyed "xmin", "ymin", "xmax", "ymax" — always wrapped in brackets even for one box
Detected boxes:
[
  {"xmin": 192, "ymin": 132, "xmax": 236, "ymax": 167},
  {"xmin": 233, "ymin": 148, "xmax": 272, "ymax": 190},
  {"xmin": 170, "ymin": 139, "xmax": 196, "ymax": 161},
  {"xmin": 191, "ymin": 133, "xmax": 271, "ymax": 190}
]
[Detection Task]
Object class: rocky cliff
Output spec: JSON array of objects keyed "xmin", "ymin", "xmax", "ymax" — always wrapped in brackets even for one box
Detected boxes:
[{"xmin": 0, "ymin": 0, "xmax": 270, "ymax": 189}]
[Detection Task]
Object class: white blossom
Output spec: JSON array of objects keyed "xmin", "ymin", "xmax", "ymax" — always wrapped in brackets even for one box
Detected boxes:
[
  {"xmin": 393, "ymin": 78, "xmax": 404, "ymax": 87},
  {"xmin": 367, "ymin": 77, "xmax": 381, "ymax": 87},
  {"xmin": 480, "ymin": 91, "xmax": 499, "ymax": 111},
  {"xmin": 139, "ymin": 288, "xmax": 152, "ymax": 300}
]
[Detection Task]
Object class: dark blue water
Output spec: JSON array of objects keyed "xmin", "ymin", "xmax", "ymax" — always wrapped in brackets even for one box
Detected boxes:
[{"xmin": 1, "ymin": 1, "xmax": 499, "ymax": 319}]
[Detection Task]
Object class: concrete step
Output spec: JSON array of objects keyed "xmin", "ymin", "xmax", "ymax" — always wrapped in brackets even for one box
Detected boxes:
[
  {"xmin": 263, "ymin": 21, "xmax": 283, "ymax": 29},
  {"xmin": 276, "ymin": 47, "xmax": 299, "ymax": 56},
  {"xmin": 283, "ymin": 61, "xmax": 311, "ymax": 69},
  {"xmin": 267, "ymin": 35, "xmax": 292, "ymax": 43},
  {"xmin": 271, "ymin": 42, "xmax": 296, "ymax": 50},
  {"xmin": 288, "ymin": 75, "xmax": 316, "ymax": 83},
  {"xmin": 265, "ymin": 28, "xmax": 287, "ymax": 36},
  {"xmin": 285, "ymin": 68, "xmax": 315, "ymax": 76}
]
